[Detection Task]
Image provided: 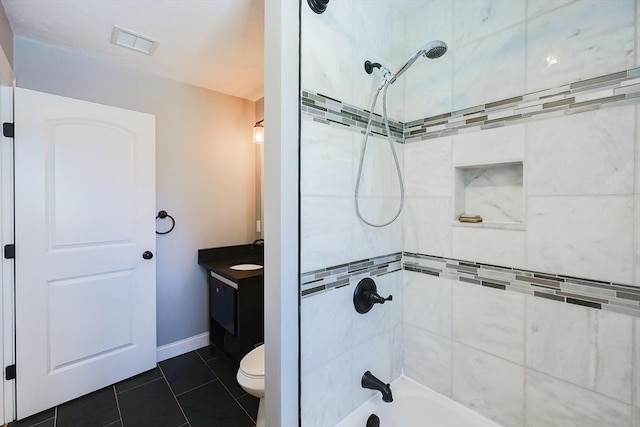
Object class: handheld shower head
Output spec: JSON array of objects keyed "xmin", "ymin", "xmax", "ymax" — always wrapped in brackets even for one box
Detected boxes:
[
  {"xmin": 422, "ymin": 40, "xmax": 448, "ymax": 59},
  {"xmin": 387, "ymin": 40, "xmax": 448, "ymax": 84}
]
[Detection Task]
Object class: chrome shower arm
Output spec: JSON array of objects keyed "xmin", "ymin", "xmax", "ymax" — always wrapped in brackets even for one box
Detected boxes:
[{"xmin": 388, "ymin": 48, "xmax": 424, "ymax": 84}]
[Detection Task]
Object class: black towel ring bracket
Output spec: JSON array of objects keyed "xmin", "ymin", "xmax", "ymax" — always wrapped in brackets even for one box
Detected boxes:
[{"xmin": 156, "ymin": 210, "xmax": 175, "ymax": 235}]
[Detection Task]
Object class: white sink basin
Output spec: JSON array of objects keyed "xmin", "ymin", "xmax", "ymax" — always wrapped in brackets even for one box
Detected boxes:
[{"xmin": 229, "ymin": 264, "xmax": 263, "ymax": 271}]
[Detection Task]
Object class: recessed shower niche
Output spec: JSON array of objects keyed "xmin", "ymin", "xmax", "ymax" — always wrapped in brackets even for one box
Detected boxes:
[{"xmin": 454, "ymin": 162, "xmax": 524, "ymax": 229}]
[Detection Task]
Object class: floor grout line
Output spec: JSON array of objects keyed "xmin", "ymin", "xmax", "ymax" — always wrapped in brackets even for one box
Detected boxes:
[
  {"xmin": 194, "ymin": 349, "xmax": 215, "ymax": 365},
  {"xmin": 173, "ymin": 379, "xmax": 219, "ymax": 398},
  {"xmin": 114, "ymin": 376, "xmax": 164, "ymax": 396},
  {"xmin": 113, "ymin": 385, "xmax": 124, "ymax": 427},
  {"xmin": 202, "ymin": 355, "xmax": 239, "ymax": 397},
  {"xmin": 158, "ymin": 362, "xmax": 192, "ymax": 427},
  {"xmin": 28, "ymin": 417, "xmax": 56, "ymax": 427},
  {"xmin": 200, "ymin": 349, "xmax": 258, "ymax": 423},
  {"xmin": 15, "ymin": 348, "xmax": 255, "ymax": 427},
  {"xmin": 233, "ymin": 393, "xmax": 258, "ymax": 424}
]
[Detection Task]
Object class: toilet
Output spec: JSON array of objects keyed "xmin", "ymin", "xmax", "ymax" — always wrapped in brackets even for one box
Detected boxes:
[{"xmin": 237, "ymin": 344, "xmax": 265, "ymax": 427}]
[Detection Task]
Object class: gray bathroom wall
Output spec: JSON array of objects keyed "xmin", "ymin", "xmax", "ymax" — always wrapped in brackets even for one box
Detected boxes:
[{"xmin": 14, "ymin": 36, "xmax": 258, "ymax": 347}]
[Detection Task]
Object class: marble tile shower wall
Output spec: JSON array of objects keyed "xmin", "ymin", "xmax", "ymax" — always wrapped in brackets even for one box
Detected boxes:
[
  {"xmin": 300, "ymin": 2, "xmax": 407, "ymax": 426},
  {"xmin": 300, "ymin": 1, "xmax": 640, "ymax": 427},
  {"xmin": 404, "ymin": 257, "xmax": 640, "ymax": 427},
  {"xmin": 401, "ymin": 0, "xmax": 638, "ymax": 122},
  {"xmin": 299, "ymin": 129, "xmax": 640, "ymax": 427},
  {"xmin": 405, "ymin": 103, "xmax": 638, "ymax": 285},
  {"xmin": 401, "ymin": 1, "xmax": 640, "ymax": 427}
]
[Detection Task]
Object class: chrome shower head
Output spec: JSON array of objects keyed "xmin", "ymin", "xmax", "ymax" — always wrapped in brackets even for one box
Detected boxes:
[
  {"xmin": 422, "ymin": 40, "xmax": 448, "ymax": 59},
  {"xmin": 387, "ymin": 40, "xmax": 448, "ymax": 84}
]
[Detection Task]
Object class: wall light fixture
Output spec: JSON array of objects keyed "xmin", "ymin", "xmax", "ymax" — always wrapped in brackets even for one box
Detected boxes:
[{"xmin": 253, "ymin": 120, "xmax": 264, "ymax": 144}]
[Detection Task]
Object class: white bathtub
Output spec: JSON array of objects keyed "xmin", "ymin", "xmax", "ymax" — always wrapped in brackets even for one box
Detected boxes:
[{"xmin": 335, "ymin": 376, "xmax": 502, "ymax": 427}]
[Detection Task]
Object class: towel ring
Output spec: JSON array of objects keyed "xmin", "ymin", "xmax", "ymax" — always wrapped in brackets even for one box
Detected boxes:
[{"xmin": 156, "ymin": 210, "xmax": 175, "ymax": 235}]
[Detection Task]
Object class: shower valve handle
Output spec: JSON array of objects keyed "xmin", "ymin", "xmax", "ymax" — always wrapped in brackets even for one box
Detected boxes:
[
  {"xmin": 354, "ymin": 278, "xmax": 393, "ymax": 314},
  {"xmin": 367, "ymin": 291, "xmax": 392, "ymax": 305}
]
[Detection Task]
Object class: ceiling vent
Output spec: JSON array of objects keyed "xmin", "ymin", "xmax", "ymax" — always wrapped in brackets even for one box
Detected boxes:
[{"xmin": 110, "ymin": 26, "xmax": 159, "ymax": 55}]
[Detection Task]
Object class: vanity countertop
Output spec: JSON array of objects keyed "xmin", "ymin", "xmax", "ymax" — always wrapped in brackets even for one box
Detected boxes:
[{"xmin": 198, "ymin": 244, "xmax": 264, "ymax": 282}]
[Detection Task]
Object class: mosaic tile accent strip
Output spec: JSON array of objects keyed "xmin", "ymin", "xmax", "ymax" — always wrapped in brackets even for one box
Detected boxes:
[
  {"xmin": 301, "ymin": 90, "xmax": 404, "ymax": 141},
  {"xmin": 404, "ymin": 67, "xmax": 640, "ymax": 142},
  {"xmin": 300, "ymin": 251, "xmax": 640, "ymax": 317},
  {"xmin": 404, "ymin": 252, "xmax": 640, "ymax": 318},
  {"xmin": 301, "ymin": 67, "xmax": 640, "ymax": 144},
  {"xmin": 300, "ymin": 252, "xmax": 403, "ymax": 298}
]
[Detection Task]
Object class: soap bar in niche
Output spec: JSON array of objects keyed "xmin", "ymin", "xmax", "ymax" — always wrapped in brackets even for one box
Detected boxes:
[{"xmin": 459, "ymin": 214, "xmax": 483, "ymax": 223}]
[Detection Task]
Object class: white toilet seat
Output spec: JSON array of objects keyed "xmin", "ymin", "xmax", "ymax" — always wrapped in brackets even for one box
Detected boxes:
[
  {"xmin": 237, "ymin": 344, "xmax": 265, "ymax": 398},
  {"xmin": 240, "ymin": 344, "xmax": 265, "ymax": 378}
]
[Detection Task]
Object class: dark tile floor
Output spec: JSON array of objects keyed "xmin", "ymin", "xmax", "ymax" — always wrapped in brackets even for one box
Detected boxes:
[{"xmin": 9, "ymin": 346, "xmax": 258, "ymax": 427}]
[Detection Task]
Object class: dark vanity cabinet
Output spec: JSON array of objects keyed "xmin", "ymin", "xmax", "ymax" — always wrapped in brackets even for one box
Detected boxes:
[
  {"xmin": 209, "ymin": 273, "xmax": 237, "ymax": 335},
  {"xmin": 207, "ymin": 271, "xmax": 264, "ymax": 363},
  {"xmin": 198, "ymin": 245, "xmax": 264, "ymax": 364}
]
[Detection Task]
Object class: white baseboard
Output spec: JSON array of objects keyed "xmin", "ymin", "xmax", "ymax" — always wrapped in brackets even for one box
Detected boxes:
[{"xmin": 156, "ymin": 332, "xmax": 210, "ymax": 362}]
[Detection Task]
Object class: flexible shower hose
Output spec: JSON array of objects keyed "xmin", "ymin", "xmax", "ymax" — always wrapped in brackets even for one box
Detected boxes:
[{"xmin": 354, "ymin": 82, "xmax": 405, "ymax": 227}]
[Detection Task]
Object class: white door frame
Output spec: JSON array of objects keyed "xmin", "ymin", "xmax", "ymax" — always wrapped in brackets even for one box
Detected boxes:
[
  {"xmin": 264, "ymin": 1, "xmax": 299, "ymax": 426},
  {"xmin": 1, "ymin": 83, "xmax": 15, "ymax": 425},
  {"xmin": 0, "ymin": 57, "xmax": 15, "ymax": 423}
]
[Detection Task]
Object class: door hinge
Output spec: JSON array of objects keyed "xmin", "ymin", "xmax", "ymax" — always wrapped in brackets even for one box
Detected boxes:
[
  {"xmin": 2, "ymin": 122, "xmax": 14, "ymax": 138},
  {"xmin": 3, "ymin": 244, "xmax": 14, "ymax": 259},
  {"xmin": 5, "ymin": 364, "xmax": 15, "ymax": 380}
]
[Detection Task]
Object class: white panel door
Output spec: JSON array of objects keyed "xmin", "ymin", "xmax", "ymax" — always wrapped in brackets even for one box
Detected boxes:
[{"xmin": 14, "ymin": 88, "xmax": 156, "ymax": 419}]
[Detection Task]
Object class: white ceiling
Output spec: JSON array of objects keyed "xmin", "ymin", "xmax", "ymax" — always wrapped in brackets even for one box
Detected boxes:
[{"xmin": 1, "ymin": 0, "xmax": 265, "ymax": 101}]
